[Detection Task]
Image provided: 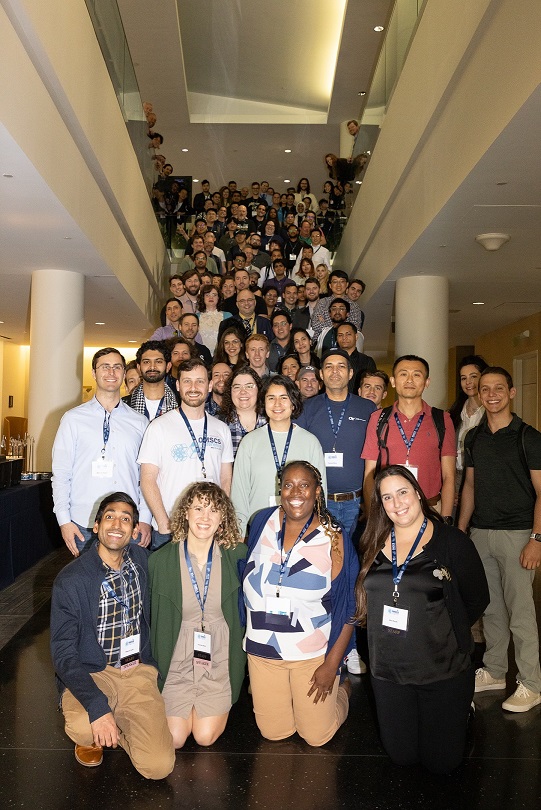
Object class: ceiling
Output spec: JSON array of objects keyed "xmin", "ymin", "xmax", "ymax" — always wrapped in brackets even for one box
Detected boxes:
[{"xmin": 2, "ymin": 0, "xmax": 540, "ymax": 361}]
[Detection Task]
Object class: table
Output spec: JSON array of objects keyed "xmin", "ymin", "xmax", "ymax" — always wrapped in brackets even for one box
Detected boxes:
[{"xmin": 0, "ymin": 480, "xmax": 62, "ymax": 589}]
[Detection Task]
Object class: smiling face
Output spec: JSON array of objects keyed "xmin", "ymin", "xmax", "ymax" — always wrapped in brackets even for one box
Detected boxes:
[
  {"xmin": 237, "ymin": 290, "xmax": 256, "ymax": 318},
  {"xmin": 93, "ymin": 501, "xmax": 138, "ymax": 553},
  {"xmin": 223, "ymin": 333, "xmax": 242, "ymax": 360},
  {"xmin": 281, "ymin": 357, "xmax": 301, "ymax": 381},
  {"xmin": 166, "ymin": 300, "xmax": 182, "ymax": 325},
  {"xmin": 222, "ymin": 279, "xmax": 236, "ymax": 298},
  {"xmin": 478, "ymin": 373, "xmax": 515, "ymax": 417},
  {"xmin": 180, "ymin": 315, "xmax": 199, "ymax": 341},
  {"xmin": 321, "ymin": 354, "xmax": 352, "ymax": 395},
  {"xmin": 186, "ymin": 496, "xmax": 222, "ymax": 543},
  {"xmin": 246, "ymin": 339, "xmax": 269, "ymax": 369},
  {"xmin": 264, "ymin": 288, "xmax": 278, "ymax": 309},
  {"xmin": 379, "ymin": 474, "xmax": 422, "ymax": 530},
  {"xmin": 231, "ymin": 373, "xmax": 258, "ymax": 412},
  {"xmin": 177, "ymin": 365, "xmax": 209, "ymax": 409},
  {"xmin": 293, "ymin": 332, "xmax": 311, "ymax": 356},
  {"xmin": 265, "ymin": 383, "xmax": 294, "ymax": 427},
  {"xmin": 359, "ymin": 375, "xmax": 387, "ymax": 407},
  {"xmin": 297, "ymin": 371, "xmax": 319, "ymax": 399},
  {"xmin": 171, "ymin": 342, "xmax": 192, "ymax": 369},
  {"xmin": 92, "ymin": 352, "xmax": 125, "ymax": 395},
  {"xmin": 124, "ymin": 367, "xmax": 141, "ymax": 394},
  {"xmin": 210, "ymin": 363, "xmax": 232, "ymax": 396},
  {"xmin": 281, "ymin": 464, "xmax": 320, "ymax": 524},
  {"xmin": 460, "ymin": 364, "xmax": 482, "ymax": 399},
  {"xmin": 138, "ymin": 350, "xmax": 169, "ymax": 384},
  {"xmin": 170, "ymin": 278, "xmax": 184, "ymax": 297},
  {"xmin": 329, "ymin": 275, "xmax": 348, "ymax": 296}
]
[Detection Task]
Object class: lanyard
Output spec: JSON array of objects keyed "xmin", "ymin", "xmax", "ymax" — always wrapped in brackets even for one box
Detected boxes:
[
  {"xmin": 276, "ymin": 512, "xmax": 314, "ymax": 596},
  {"xmin": 390, "ymin": 517, "xmax": 427, "ymax": 605},
  {"xmin": 179, "ymin": 409, "xmax": 208, "ymax": 478},
  {"xmin": 394, "ymin": 411, "xmax": 425, "ymax": 460},
  {"xmin": 102, "ymin": 409, "xmax": 111, "ymax": 458},
  {"xmin": 325, "ymin": 394, "xmax": 350, "ymax": 452},
  {"xmin": 144, "ymin": 395, "xmax": 165, "ymax": 421},
  {"xmin": 102, "ymin": 575, "xmax": 136, "ymax": 636},
  {"xmin": 184, "ymin": 542, "xmax": 213, "ymax": 631},
  {"xmin": 267, "ymin": 424, "xmax": 293, "ymax": 486}
]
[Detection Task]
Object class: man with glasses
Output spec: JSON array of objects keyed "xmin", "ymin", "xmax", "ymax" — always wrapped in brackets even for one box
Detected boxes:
[
  {"xmin": 220, "ymin": 289, "xmax": 273, "ymax": 342},
  {"xmin": 310, "ymin": 270, "xmax": 365, "ymax": 340},
  {"xmin": 52, "ymin": 348, "xmax": 152, "ymax": 556}
]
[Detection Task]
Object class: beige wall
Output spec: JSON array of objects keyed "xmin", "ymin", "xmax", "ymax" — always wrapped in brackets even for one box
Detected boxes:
[{"xmin": 0, "ymin": 342, "xmax": 30, "ymax": 439}]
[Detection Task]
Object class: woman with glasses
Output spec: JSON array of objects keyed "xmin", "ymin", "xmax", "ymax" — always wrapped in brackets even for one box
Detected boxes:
[
  {"xmin": 220, "ymin": 366, "xmax": 267, "ymax": 457},
  {"xmin": 214, "ymin": 325, "xmax": 246, "ymax": 369},
  {"xmin": 231, "ymin": 374, "xmax": 326, "ymax": 537}
]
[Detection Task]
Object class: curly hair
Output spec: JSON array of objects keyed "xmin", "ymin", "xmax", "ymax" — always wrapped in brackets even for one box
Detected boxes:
[
  {"xmin": 281, "ymin": 461, "xmax": 342, "ymax": 559},
  {"xmin": 220, "ymin": 364, "xmax": 263, "ymax": 423},
  {"xmin": 169, "ymin": 482, "xmax": 242, "ymax": 549}
]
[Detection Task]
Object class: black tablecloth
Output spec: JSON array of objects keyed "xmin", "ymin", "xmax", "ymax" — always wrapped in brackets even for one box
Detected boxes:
[{"xmin": 0, "ymin": 480, "xmax": 62, "ymax": 589}]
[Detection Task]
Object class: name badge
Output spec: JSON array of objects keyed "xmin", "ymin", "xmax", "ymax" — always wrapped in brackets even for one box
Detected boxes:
[
  {"xmin": 265, "ymin": 595, "xmax": 291, "ymax": 626},
  {"xmin": 325, "ymin": 452, "xmax": 343, "ymax": 468},
  {"xmin": 289, "ymin": 253, "xmax": 296, "ymax": 262},
  {"xmin": 404, "ymin": 462, "xmax": 418, "ymax": 480},
  {"xmin": 193, "ymin": 630, "xmax": 212, "ymax": 671},
  {"xmin": 120, "ymin": 633, "xmax": 140, "ymax": 671},
  {"xmin": 382, "ymin": 604, "xmax": 409, "ymax": 636},
  {"xmin": 92, "ymin": 459, "xmax": 113, "ymax": 478}
]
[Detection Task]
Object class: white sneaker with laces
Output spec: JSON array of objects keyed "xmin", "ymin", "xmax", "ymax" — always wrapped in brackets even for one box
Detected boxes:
[
  {"xmin": 502, "ymin": 683, "xmax": 541, "ymax": 713},
  {"xmin": 344, "ymin": 648, "xmax": 367, "ymax": 675},
  {"xmin": 474, "ymin": 667, "xmax": 506, "ymax": 692}
]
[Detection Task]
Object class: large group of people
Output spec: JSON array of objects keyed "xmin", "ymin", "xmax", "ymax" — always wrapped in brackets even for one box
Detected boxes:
[{"xmin": 48, "ymin": 176, "xmax": 541, "ymax": 782}]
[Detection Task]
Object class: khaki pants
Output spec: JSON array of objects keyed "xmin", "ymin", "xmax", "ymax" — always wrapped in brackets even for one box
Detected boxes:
[
  {"xmin": 62, "ymin": 664, "xmax": 175, "ymax": 780},
  {"xmin": 247, "ymin": 654, "xmax": 349, "ymax": 747}
]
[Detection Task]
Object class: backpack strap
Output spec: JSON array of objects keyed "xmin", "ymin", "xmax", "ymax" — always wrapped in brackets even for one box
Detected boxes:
[
  {"xmin": 375, "ymin": 405, "xmax": 393, "ymax": 474},
  {"xmin": 430, "ymin": 407, "xmax": 446, "ymax": 452}
]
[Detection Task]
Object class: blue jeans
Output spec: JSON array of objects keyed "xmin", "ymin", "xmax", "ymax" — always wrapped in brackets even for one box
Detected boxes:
[
  {"xmin": 151, "ymin": 529, "xmax": 172, "ymax": 551},
  {"xmin": 326, "ymin": 496, "xmax": 361, "ymax": 541},
  {"xmin": 74, "ymin": 523, "xmax": 96, "ymax": 554}
]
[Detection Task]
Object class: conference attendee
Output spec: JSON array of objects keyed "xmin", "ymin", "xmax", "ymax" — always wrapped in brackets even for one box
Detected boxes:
[
  {"xmin": 52, "ymin": 348, "xmax": 152, "ymax": 555},
  {"xmin": 268, "ymin": 310, "xmax": 293, "ymax": 372},
  {"xmin": 138, "ymin": 359, "xmax": 234, "ymax": 549},
  {"xmin": 196, "ymin": 284, "xmax": 232, "ymax": 354},
  {"xmin": 448, "ymin": 355, "xmax": 488, "ymax": 498},
  {"xmin": 220, "ymin": 365, "xmax": 267, "ymax": 457},
  {"xmin": 245, "ymin": 334, "xmax": 273, "ymax": 378},
  {"xmin": 205, "ymin": 362, "xmax": 232, "ymax": 417},
  {"xmin": 50, "ymin": 492, "xmax": 174, "ymax": 778},
  {"xmin": 149, "ymin": 482, "xmax": 247, "ymax": 749},
  {"xmin": 123, "ymin": 361, "xmax": 141, "ymax": 398},
  {"xmin": 358, "ymin": 370, "xmax": 389, "ymax": 409},
  {"xmin": 231, "ymin": 375, "xmax": 326, "ymax": 536},
  {"xmin": 292, "ymin": 327, "xmax": 320, "ymax": 369},
  {"xmin": 276, "ymin": 353, "xmax": 302, "ymax": 382},
  {"xmin": 336, "ymin": 322, "xmax": 376, "ymax": 392},
  {"xmin": 243, "ymin": 461, "xmax": 357, "ymax": 746},
  {"xmin": 296, "ymin": 365, "xmax": 321, "ymax": 400},
  {"xmin": 355, "ymin": 465, "xmax": 489, "ymax": 773},
  {"xmin": 219, "ymin": 289, "xmax": 273, "ymax": 343},
  {"xmin": 179, "ymin": 313, "xmax": 213, "ymax": 365},
  {"xmin": 129, "ymin": 341, "xmax": 178, "ymax": 421},
  {"xmin": 151, "ymin": 299, "xmax": 183, "ymax": 340},
  {"xmin": 214, "ymin": 325, "xmax": 247, "ymax": 369},
  {"xmin": 310, "ymin": 270, "xmax": 365, "ymax": 339},
  {"xmin": 179, "ymin": 269, "xmax": 201, "ymax": 314}
]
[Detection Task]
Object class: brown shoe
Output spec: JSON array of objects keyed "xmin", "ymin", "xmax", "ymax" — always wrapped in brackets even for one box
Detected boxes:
[{"xmin": 75, "ymin": 743, "xmax": 103, "ymax": 767}]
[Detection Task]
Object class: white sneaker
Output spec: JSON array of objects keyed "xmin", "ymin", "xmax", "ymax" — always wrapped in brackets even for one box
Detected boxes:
[
  {"xmin": 474, "ymin": 668, "xmax": 506, "ymax": 692},
  {"xmin": 344, "ymin": 649, "xmax": 367, "ymax": 675},
  {"xmin": 502, "ymin": 683, "xmax": 541, "ymax": 713}
]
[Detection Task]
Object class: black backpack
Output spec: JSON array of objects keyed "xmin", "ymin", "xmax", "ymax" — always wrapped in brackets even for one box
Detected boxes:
[{"xmin": 375, "ymin": 405, "xmax": 446, "ymax": 474}]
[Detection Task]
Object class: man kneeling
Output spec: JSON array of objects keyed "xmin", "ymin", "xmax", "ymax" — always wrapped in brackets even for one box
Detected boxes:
[{"xmin": 50, "ymin": 492, "xmax": 174, "ymax": 779}]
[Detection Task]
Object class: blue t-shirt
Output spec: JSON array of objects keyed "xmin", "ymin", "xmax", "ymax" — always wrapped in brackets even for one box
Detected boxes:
[{"xmin": 296, "ymin": 393, "xmax": 376, "ymax": 493}]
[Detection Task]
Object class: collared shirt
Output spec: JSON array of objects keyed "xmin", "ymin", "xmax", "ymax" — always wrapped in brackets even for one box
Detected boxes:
[
  {"xmin": 310, "ymin": 293, "xmax": 365, "ymax": 337},
  {"xmin": 97, "ymin": 551, "xmax": 142, "ymax": 666},
  {"xmin": 128, "ymin": 383, "xmax": 178, "ymax": 420},
  {"xmin": 227, "ymin": 414, "xmax": 267, "ymax": 457},
  {"xmin": 52, "ymin": 397, "xmax": 152, "ymax": 528},
  {"xmin": 205, "ymin": 393, "xmax": 223, "ymax": 417}
]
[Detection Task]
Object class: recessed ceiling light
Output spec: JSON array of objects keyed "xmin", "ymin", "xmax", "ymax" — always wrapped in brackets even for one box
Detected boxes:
[
  {"xmin": 0, "ymin": 321, "xmax": 4, "ymax": 324},
  {"xmin": 181, "ymin": 148, "xmax": 188, "ymax": 152},
  {"xmin": 284, "ymin": 149, "xmax": 291, "ymax": 153},
  {"xmin": 439, "ymin": 244, "xmax": 447, "ymax": 248},
  {"xmin": 358, "ymin": 91, "xmax": 366, "ymax": 96},
  {"xmin": 496, "ymin": 181, "xmax": 507, "ymax": 186},
  {"xmin": 95, "ymin": 321, "xmax": 105, "ymax": 325},
  {"xmin": 193, "ymin": 179, "xmax": 199, "ymax": 182},
  {"xmin": 64, "ymin": 236, "xmax": 72, "ymax": 240},
  {"xmin": 3, "ymin": 173, "xmax": 13, "ymax": 178},
  {"xmin": 355, "ymin": 180, "xmax": 362, "ymax": 185},
  {"xmin": 374, "ymin": 25, "xmax": 384, "ymax": 32},
  {"xmin": 472, "ymin": 302, "xmax": 485, "ymax": 306},
  {"xmin": 128, "ymin": 340, "xmax": 137, "ymax": 343},
  {"xmin": 284, "ymin": 179, "xmax": 291, "ymax": 183}
]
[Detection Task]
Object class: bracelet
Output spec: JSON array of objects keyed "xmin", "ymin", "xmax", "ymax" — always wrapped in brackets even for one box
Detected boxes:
[{"xmin": 529, "ymin": 532, "xmax": 541, "ymax": 542}]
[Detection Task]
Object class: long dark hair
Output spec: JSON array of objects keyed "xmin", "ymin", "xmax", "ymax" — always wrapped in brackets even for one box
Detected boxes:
[
  {"xmin": 448, "ymin": 355, "xmax": 488, "ymax": 429},
  {"xmin": 354, "ymin": 465, "xmax": 442, "ymax": 625},
  {"xmin": 214, "ymin": 325, "xmax": 246, "ymax": 367}
]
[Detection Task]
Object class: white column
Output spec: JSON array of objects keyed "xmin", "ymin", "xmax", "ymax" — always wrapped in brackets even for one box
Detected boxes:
[
  {"xmin": 395, "ymin": 275, "xmax": 449, "ymax": 407},
  {"xmin": 28, "ymin": 269, "xmax": 85, "ymax": 470}
]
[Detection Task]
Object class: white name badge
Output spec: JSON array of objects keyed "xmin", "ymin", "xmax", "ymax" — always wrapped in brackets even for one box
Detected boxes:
[
  {"xmin": 92, "ymin": 459, "xmax": 113, "ymax": 478},
  {"xmin": 269, "ymin": 495, "xmax": 281, "ymax": 507},
  {"xmin": 193, "ymin": 630, "xmax": 212, "ymax": 670},
  {"xmin": 382, "ymin": 604, "xmax": 409, "ymax": 635},
  {"xmin": 325, "ymin": 452, "xmax": 343, "ymax": 468},
  {"xmin": 404, "ymin": 463, "xmax": 418, "ymax": 480},
  {"xmin": 266, "ymin": 595, "xmax": 291, "ymax": 616},
  {"xmin": 289, "ymin": 253, "xmax": 297, "ymax": 262},
  {"xmin": 120, "ymin": 633, "xmax": 140, "ymax": 671}
]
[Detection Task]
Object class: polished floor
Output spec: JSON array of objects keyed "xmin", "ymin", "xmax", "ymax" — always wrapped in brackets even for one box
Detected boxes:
[{"xmin": 0, "ymin": 550, "xmax": 540, "ymax": 810}]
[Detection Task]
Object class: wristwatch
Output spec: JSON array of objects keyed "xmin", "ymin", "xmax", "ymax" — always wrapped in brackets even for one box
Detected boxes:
[
  {"xmin": 442, "ymin": 516, "xmax": 454, "ymax": 526},
  {"xmin": 529, "ymin": 532, "xmax": 541, "ymax": 542}
]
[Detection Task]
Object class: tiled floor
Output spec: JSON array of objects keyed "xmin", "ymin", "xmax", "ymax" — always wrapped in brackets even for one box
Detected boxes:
[{"xmin": 0, "ymin": 551, "xmax": 540, "ymax": 809}]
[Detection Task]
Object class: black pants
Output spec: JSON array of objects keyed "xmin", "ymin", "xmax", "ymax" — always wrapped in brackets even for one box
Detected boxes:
[{"xmin": 371, "ymin": 667, "xmax": 474, "ymax": 774}]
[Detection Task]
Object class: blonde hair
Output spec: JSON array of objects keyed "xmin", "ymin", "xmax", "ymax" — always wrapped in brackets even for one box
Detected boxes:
[{"xmin": 170, "ymin": 482, "xmax": 242, "ymax": 549}]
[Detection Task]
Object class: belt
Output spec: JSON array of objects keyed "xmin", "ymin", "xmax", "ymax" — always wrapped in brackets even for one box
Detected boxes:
[{"xmin": 328, "ymin": 489, "xmax": 362, "ymax": 502}]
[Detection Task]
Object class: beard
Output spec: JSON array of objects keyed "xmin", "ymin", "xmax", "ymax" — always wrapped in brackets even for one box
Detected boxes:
[{"xmin": 141, "ymin": 369, "xmax": 166, "ymax": 384}]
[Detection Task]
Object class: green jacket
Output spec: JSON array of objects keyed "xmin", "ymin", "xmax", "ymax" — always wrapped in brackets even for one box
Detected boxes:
[{"xmin": 148, "ymin": 541, "xmax": 247, "ymax": 703}]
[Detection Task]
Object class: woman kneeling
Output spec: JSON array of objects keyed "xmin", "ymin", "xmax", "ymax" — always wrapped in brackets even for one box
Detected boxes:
[
  {"xmin": 243, "ymin": 460, "xmax": 358, "ymax": 747},
  {"xmin": 149, "ymin": 482, "xmax": 247, "ymax": 748}
]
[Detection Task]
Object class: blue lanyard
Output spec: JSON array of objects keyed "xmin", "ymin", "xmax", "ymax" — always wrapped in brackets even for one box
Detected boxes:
[
  {"xmin": 184, "ymin": 542, "xmax": 213, "ymax": 631},
  {"xmin": 144, "ymin": 395, "xmax": 165, "ymax": 421},
  {"xmin": 267, "ymin": 424, "xmax": 293, "ymax": 485},
  {"xmin": 394, "ymin": 411, "xmax": 425, "ymax": 460},
  {"xmin": 179, "ymin": 409, "xmax": 208, "ymax": 478},
  {"xmin": 390, "ymin": 518, "xmax": 427, "ymax": 604},
  {"xmin": 102, "ymin": 576, "xmax": 136, "ymax": 636},
  {"xmin": 276, "ymin": 512, "xmax": 314, "ymax": 596},
  {"xmin": 101, "ymin": 403, "xmax": 119, "ymax": 458},
  {"xmin": 325, "ymin": 394, "xmax": 350, "ymax": 451}
]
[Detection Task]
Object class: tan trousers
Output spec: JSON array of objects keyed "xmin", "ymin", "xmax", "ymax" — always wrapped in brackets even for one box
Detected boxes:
[
  {"xmin": 62, "ymin": 664, "xmax": 175, "ymax": 780},
  {"xmin": 247, "ymin": 654, "xmax": 349, "ymax": 747}
]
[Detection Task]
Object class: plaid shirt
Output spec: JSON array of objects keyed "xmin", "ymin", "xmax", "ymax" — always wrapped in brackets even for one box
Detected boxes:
[
  {"xmin": 128, "ymin": 383, "xmax": 178, "ymax": 420},
  {"xmin": 310, "ymin": 294, "xmax": 365, "ymax": 338},
  {"xmin": 96, "ymin": 552, "xmax": 142, "ymax": 666},
  {"xmin": 228, "ymin": 414, "xmax": 267, "ymax": 457}
]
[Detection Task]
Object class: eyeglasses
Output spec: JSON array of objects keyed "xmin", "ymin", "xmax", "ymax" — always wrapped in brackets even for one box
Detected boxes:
[
  {"xmin": 96, "ymin": 364, "xmax": 124, "ymax": 373},
  {"xmin": 232, "ymin": 382, "xmax": 257, "ymax": 392}
]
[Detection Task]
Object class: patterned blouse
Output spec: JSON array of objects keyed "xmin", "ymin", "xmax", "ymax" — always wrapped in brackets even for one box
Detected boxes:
[{"xmin": 227, "ymin": 414, "xmax": 267, "ymax": 457}]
